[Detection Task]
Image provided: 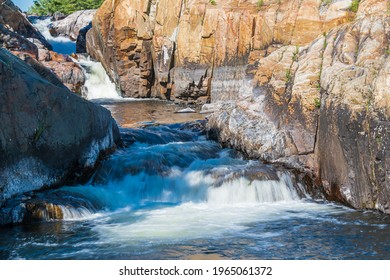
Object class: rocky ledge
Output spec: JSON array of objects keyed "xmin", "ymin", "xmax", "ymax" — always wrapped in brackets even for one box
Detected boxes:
[{"xmin": 0, "ymin": 48, "xmax": 121, "ymax": 214}]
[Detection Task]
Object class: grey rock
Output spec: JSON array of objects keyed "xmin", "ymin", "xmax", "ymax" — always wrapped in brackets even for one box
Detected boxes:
[
  {"xmin": 50, "ymin": 10, "xmax": 96, "ymax": 41},
  {"xmin": 0, "ymin": 48, "xmax": 120, "ymax": 204}
]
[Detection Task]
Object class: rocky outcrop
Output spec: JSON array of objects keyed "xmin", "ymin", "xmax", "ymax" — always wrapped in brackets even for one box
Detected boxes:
[
  {"xmin": 0, "ymin": 48, "xmax": 120, "ymax": 208},
  {"xmin": 49, "ymin": 10, "xmax": 96, "ymax": 40},
  {"xmin": 86, "ymin": 0, "xmax": 352, "ymax": 101},
  {"xmin": 0, "ymin": 0, "xmax": 51, "ymax": 49},
  {"xmin": 76, "ymin": 22, "xmax": 92, "ymax": 53},
  {"xmin": 0, "ymin": 2, "xmax": 86, "ymax": 94},
  {"xmin": 207, "ymin": 1, "xmax": 390, "ymax": 213}
]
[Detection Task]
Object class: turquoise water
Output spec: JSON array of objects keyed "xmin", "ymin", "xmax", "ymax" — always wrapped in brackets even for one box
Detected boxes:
[{"xmin": 1, "ymin": 122, "xmax": 390, "ymax": 260}]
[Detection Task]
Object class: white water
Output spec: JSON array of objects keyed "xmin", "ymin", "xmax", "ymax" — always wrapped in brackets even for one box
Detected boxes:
[
  {"xmin": 77, "ymin": 57, "xmax": 122, "ymax": 100},
  {"xmin": 31, "ymin": 18, "xmax": 122, "ymax": 100},
  {"xmin": 31, "ymin": 18, "xmax": 76, "ymax": 54}
]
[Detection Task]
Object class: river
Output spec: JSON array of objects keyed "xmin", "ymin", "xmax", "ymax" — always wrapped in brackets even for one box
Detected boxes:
[{"xmin": 0, "ymin": 17, "xmax": 390, "ymax": 260}]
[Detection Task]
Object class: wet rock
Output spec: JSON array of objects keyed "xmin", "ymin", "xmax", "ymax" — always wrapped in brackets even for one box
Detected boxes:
[
  {"xmin": 23, "ymin": 201, "xmax": 64, "ymax": 223},
  {"xmin": 76, "ymin": 22, "xmax": 92, "ymax": 53},
  {"xmin": 50, "ymin": 10, "xmax": 96, "ymax": 40},
  {"xmin": 0, "ymin": 48, "xmax": 121, "ymax": 206}
]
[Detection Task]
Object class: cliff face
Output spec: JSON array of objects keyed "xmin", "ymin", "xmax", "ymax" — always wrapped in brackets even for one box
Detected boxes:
[
  {"xmin": 88, "ymin": 0, "xmax": 389, "ymax": 213},
  {"xmin": 87, "ymin": 0, "xmax": 352, "ymax": 102}
]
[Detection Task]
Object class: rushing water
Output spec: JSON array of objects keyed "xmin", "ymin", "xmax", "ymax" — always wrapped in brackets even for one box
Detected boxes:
[
  {"xmin": 2, "ymin": 16, "xmax": 390, "ymax": 260},
  {"xmin": 1, "ymin": 122, "xmax": 390, "ymax": 260},
  {"xmin": 30, "ymin": 17, "xmax": 76, "ymax": 54}
]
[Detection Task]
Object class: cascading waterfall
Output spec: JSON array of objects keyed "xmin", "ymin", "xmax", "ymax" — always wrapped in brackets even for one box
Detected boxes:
[
  {"xmin": 31, "ymin": 18, "xmax": 122, "ymax": 100},
  {"xmin": 27, "ymin": 123, "xmax": 312, "ymax": 244},
  {"xmin": 77, "ymin": 56, "xmax": 122, "ymax": 100},
  {"xmin": 30, "ymin": 17, "xmax": 76, "ymax": 54}
]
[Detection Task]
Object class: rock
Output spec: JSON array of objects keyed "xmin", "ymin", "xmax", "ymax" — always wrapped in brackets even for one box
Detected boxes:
[
  {"xmin": 0, "ymin": 24, "xmax": 39, "ymax": 58},
  {"xmin": 52, "ymin": 11, "xmax": 66, "ymax": 21},
  {"xmin": 50, "ymin": 10, "xmax": 96, "ymax": 41},
  {"xmin": 0, "ymin": 1, "xmax": 86, "ymax": 94},
  {"xmin": 0, "ymin": 0, "xmax": 51, "ymax": 50},
  {"xmin": 0, "ymin": 48, "xmax": 121, "ymax": 206},
  {"xmin": 40, "ymin": 52, "xmax": 86, "ymax": 93},
  {"xmin": 76, "ymin": 22, "xmax": 92, "ymax": 53},
  {"xmin": 86, "ymin": 0, "xmax": 351, "ymax": 101},
  {"xmin": 207, "ymin": 11, "xmax": 390, "ymax": 213}
]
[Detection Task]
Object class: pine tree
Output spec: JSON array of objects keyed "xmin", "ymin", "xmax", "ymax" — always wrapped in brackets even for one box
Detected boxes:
[{"xmin": 29, "ymin": 0, "xmax": 104, "ymax": 15}]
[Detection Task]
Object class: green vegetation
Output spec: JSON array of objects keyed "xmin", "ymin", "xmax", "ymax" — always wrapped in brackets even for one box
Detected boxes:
[
  {"xmin": 321, "ymin": 0, "xmax": 332, "ymax": 5},
  {"xmin": 29, "ymin": 0, "xmax": 104, "ymax": 15},
  {"xmin": 314, "ymin": 98, "xmax": 321, "ymax": 109},
  {"xmin": 292, "ymin": 46, "xmax": 299, "ymax": 62},
  {"xmin": 349, "ymin": 0, "xmax": 360, "ymax": 13},
  {"xmin": 385, "ymin": 46, "xmax": 390, "ymax": 55},
  {"xmin": 209, "ymin": 0, "xmax": 217, "ymax": 5},
  {"xmin": 33, "ymin": 122, "xmax": 47, "ymax": 143},
  {"xmin": 285, "ymin": 68, "xmax": 292, "ymax": 83},
  {"xmin": 257, "ymin": 0, "xmax": 264, "ymax": 7}
]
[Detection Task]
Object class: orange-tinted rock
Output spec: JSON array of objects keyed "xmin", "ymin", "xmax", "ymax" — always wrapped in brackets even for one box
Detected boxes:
[{"xmin": 87, "ymin": 0, "xmax": 351, "ymax": 101}]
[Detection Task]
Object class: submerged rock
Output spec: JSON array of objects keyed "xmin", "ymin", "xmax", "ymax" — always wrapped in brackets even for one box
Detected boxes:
[{"xmin": 0, "ymin": 48, "xmax": 121, "ymax": 209}]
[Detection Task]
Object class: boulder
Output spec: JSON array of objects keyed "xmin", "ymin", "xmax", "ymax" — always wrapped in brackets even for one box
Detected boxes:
[
  {"xmin": 0, "ymin": 48, "xmax": 121, "ymax": 207},
  {"xmin": 0, "ymin": 0, "xmax": 51, "ymax": 49},
  {"xmin": 50, "ymin": 10, "xmax": 96, "ymax": 40},
  {"xmin": 76, "ymin": 22, "xmax": 92, "ymax": 53}
]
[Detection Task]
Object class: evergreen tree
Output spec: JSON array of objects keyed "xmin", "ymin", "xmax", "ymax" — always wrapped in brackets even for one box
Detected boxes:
[{"xmin": 29, "ymin": 0, "xmax": 104, "ymax": 15}]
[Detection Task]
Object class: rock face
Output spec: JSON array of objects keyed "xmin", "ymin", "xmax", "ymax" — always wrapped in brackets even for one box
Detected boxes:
[
  {"xmin": 207, "ymin": 1, "xmax": 390, "ymax": 213},
  {"xmin": 0, "ymin": 48, "xmax": 120, "ymax": 207},
  {"xmin": 49, "ymin": 10, "xmax": 96, "ymax": 40},
  {"xmin": 0, "ymin": 2, "xmax": 86, "ymax": 94},
  {"xmin": 87, "ymin": 0, "xmax": 352, "ymax": 101}
]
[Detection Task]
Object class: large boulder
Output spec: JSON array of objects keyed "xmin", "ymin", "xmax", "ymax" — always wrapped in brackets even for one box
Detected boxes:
[
  {"xmin": 49, "ymin": 10, "xmax": 96, "ymax": 40},
  {"xmin": 0, "ymin": 48, "xmax": 121, "ymax": 206},
  {"xmin": 0, "ymin": 0, "xmax": 51, "ymax": 49}
]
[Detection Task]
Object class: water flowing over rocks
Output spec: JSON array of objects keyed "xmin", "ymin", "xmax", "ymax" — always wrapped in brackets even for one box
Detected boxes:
[
  {"xmin": 86, "ymin": 0, "xmax": 389, "ymax": 213},
  {"xmin": 0, "ymin": 48, "xmax": 121, "ymax": 210}
]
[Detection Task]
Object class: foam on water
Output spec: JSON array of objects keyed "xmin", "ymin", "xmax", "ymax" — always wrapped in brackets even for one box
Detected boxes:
[
  {"xmin": 31, "ymin": 18, "xmax": 76, "ymax": 54},
  {"xmin": 77, "ymin": 56, "xmax": 122, "ymax": 100}
]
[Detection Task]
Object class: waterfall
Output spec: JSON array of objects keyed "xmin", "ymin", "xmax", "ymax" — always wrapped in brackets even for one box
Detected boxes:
[
  {"xmin": 30, "ymin": 17, "xmax": 76, "ymax": 54},
  {"xmin": 78, "ymin": 56, "xmax": 122, "ymax": 100}
]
